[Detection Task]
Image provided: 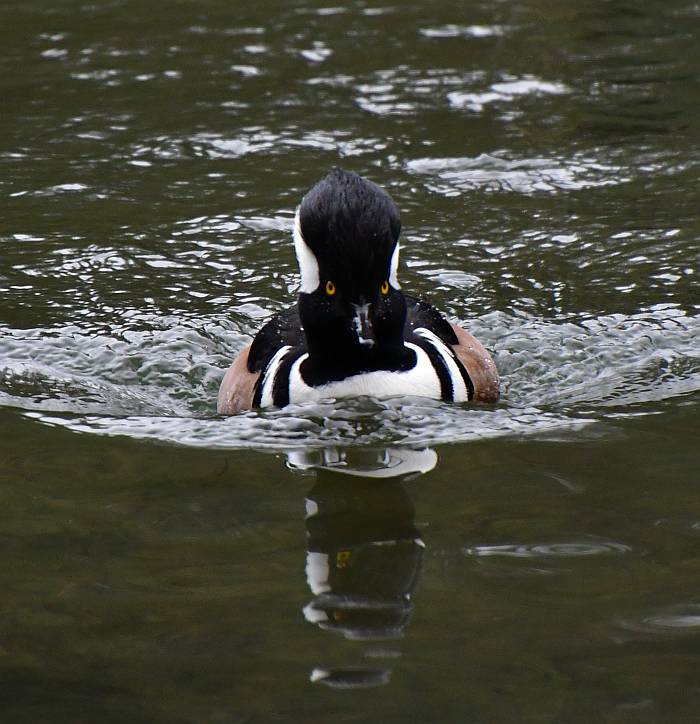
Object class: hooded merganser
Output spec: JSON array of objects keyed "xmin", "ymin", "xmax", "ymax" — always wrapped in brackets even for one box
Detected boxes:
[{"xmin": 217, "ymin": 169, "xmax": 499, "ymax": 414}]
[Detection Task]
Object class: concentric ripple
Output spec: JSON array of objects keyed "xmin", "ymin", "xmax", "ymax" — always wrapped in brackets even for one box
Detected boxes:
[
  {"xmin": 619, "ymin": 604, "xmax": 700, "ymax": 638},
  {"xmin": 464, "ymin": 541, "xmax": 633, "ymax": 558}
]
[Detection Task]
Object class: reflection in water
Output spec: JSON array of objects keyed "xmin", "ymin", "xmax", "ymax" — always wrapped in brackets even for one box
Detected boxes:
[
  {"xmin": 299, "ymin": 450, "xmax": 427, "ymax": 689},
  {"xmin": 288, "ymin": 446, "xmax": 438, "ymax": 478}
]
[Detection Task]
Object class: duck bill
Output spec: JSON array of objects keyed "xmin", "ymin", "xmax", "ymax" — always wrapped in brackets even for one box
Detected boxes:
[{"xmin": 352, "ymin": 303, "xmax": 375, "ymax": 347}]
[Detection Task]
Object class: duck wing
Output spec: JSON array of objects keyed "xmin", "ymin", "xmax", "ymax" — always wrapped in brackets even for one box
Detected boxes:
[
  {"xmin": 404, "ymin": 295, "xmax": 499, "ymax": 402},
  {"xmin": 218, "ymin": 304, "xmax": 306, "ymax": 415},
  {"xmin": 403, "ymin": 294, "xmax": 459, "ymax": 346},
  {"xmin": 247, "ymin": 303, "xmax": 306, "ymax": 373}
]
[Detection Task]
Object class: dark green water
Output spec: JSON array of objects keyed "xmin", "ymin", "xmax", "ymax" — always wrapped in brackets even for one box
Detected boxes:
[{"xmin": 1, "ymin": 1, "xmax": 699, "ymax": 721}]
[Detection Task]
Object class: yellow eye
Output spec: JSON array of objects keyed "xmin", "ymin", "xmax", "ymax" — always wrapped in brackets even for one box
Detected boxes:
[
  {"xmin": 325, "ymin": 280, "xmax": 336, "ymax": 296},
  {"xmin": 380, "ymin": 281, "xmax": 390, "ymax": 295}
]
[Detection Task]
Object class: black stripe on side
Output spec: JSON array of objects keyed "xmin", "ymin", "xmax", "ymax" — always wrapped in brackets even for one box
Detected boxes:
[
  {"xmin": 252, "ymin": 348, "xmax": 290, "ymax": 408},
  {"xmin": 452, "ymin": 355, "xmax": 475, "ymax": 402},
  {"xmin": 253, "ymin": 348, "xmax": 301, "ymax": 409},
  {"xmin": 413, "ymin": 338, "xmax": 454, "ymax": 402},
  {"xmin": 271, "ymin": 350, "xmax": 305, "ymax": 408},
  {"xmin": 252, "ymin": 370, "xmax": 265, "ymax": 408}
]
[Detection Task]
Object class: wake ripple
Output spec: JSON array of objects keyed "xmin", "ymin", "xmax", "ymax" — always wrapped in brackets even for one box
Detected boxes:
[{"xmin": 1, "ymin": 303, "xmax": 698, "ymax": 451}]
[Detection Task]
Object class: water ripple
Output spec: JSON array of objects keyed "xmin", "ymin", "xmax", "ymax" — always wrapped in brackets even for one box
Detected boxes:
[
  {"xmin": 419, "ymin": 24, "xmax": 509, "ymax": 39},
  {"xmin": 447, "ymin": 76, "xmax": 569, "ymax": 113},
  {"xmin": 464, "ymin": 541, "xmax": 632, "ymax": 558},
  {"xmin": 406, "ymin": 152, "xmax": 628, "ymax": 194},
  {"xmin": 620, "ymin": 604, "xmax": 700, "ymax": 638}
]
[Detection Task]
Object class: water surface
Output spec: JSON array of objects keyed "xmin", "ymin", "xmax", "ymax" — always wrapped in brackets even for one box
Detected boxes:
[{"xmin": 1, "ymin": 0, "xmax": 699, "ymax": 721}]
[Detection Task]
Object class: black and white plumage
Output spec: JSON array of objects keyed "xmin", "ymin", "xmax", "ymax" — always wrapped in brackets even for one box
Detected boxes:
[{"xmin": 217, "ymin": 169, "xmax": 499, "ymax": 414}]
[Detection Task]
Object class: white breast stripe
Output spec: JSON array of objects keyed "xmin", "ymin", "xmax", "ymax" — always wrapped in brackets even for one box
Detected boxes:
[
  {"xmin": 414, "ymin": 327, "xmax": 469, "ymax": 402},
  {"xmin": 287, "ymin": 345, "xmax": 441, "ymax": 402},
  {"xmin": 259, "ymin": 344, "xmax": 292, "ymax": 407},
  {"xmin": 389, "ymin": 242, "xmax": 401, "ymax": 289},
  {"xmin": 293, "ymin": 208, "xmax": 320, "ymax": 293},
  {"xmin": 288, "ymin": 352, "xmax": 310, "ymax": 401}
]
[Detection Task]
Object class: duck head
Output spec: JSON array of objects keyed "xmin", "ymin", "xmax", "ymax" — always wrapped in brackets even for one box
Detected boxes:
[{"xmin": 294, "ymin": 169, "xmax": 407, "ymax": 367}]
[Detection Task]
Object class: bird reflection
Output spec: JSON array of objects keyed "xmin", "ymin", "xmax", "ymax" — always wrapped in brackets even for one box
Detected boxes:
[
  {"xmin": 292, "ymin": 447, "xmax": 433, "ymax": 688},
  {"xmin": 288, "ymin": 446, "xmax": 437, "ymax": 479}
]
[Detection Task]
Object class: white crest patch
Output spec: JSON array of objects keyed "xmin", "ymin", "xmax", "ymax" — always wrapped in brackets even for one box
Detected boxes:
[
  {"xmin": 293, "ymin": 208, "xmax": 320, "ymax": 293},
  {"xmin": 389, "ymin": 242, "xmax": 401, "ymax": 289}
]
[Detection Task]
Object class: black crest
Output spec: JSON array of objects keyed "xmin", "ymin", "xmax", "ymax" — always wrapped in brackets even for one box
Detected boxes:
[{"xmin": 298, "ymin": 169, "xmax": 401, "ymax": 295}]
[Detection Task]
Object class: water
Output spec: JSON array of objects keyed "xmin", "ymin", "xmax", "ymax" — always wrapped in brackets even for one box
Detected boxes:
[{"xmin": 1, "ymin": 0, "xmax": 699, "ymax": 721}]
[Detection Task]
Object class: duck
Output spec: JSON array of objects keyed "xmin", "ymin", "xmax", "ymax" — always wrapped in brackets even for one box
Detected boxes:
[{"xmin": 217, "ymin": 168, "xmax": 499, "ymax": 414}]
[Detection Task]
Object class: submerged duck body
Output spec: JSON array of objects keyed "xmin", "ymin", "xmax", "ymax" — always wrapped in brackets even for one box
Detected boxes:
[{"xmin": 218, "ymin": 169, "xmax": 499, "ymax": 414}]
